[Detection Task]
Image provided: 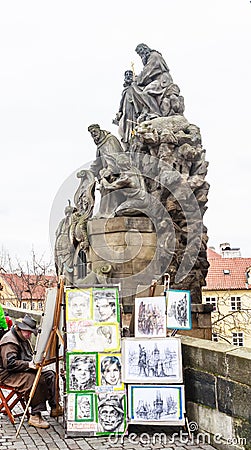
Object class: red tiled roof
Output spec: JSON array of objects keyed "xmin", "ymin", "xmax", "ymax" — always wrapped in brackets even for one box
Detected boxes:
[
  {"xmin": 1, "ymin": 273, "xmax": 57, "ymax": 300},
  {"xmin": 204, "ymin": 248, "xmax": 251, "ymax": 290}
]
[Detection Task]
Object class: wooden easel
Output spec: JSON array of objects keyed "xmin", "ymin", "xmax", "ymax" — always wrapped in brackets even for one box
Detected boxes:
[{"xmin": 16, "ymin": 277, "xmax": 65, "ymax": 438}]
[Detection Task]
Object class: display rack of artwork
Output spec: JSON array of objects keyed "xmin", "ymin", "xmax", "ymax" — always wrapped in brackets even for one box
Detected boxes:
[
  {"xmin": 123, "ymin": 290, "xmax": 189, "ymax": 426},
  {"xmin": 64, "ymin": 285, "xmax": 127, "ymax": 437}
]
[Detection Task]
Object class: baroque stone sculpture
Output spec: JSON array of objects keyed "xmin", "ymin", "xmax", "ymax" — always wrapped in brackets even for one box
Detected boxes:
[{"xmin": 54, "ymin": 43, "xmax": 209, "ymax": 304}]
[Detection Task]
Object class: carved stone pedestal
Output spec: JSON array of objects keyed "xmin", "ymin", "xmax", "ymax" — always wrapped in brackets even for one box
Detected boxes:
[{"xmin": 87, "ymin": 216, "xmax": 158, "ymax": 307}]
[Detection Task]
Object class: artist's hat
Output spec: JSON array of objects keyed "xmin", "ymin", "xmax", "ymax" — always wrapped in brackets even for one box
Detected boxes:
[
  {"xmin": 15, "ymin": 314, "xmax": 38, "ymax": 335},
  {"xmin": 98, "ymin": 395, "xmax": 124, "ymax": 414}
]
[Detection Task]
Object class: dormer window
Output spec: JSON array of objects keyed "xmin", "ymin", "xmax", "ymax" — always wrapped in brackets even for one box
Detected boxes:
[
  {"xmin": 223, "ymin": 269, "xmax": 230, "ymax": 275},
  {"xmin": 246, "ymin": 267, "xmax": 251, "ymax": 285}
]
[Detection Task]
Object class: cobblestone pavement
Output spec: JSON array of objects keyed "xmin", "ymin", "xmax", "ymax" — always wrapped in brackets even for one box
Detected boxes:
[{"xmin": 0, "ymin": 410, "xmax": 218, "ymax": 450}]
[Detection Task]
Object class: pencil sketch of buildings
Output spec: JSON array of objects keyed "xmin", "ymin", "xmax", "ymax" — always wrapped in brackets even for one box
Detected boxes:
[
  {"xmin": 135, "ymin": 297, "xmax": 166, "ymax": 337},
  {"xmin": 128, "ymin": 385, "xmax": 184, "ymax": 424},
  {"xmin": 167, "ymin": 290, "xmax": 191, "ymax": 329},
  {"xmin": 135, "ymin": 390, "xmax": 176, "ymax": 420},
  {"xmin": 122, "ymin": 338, "xmax": 182, "ymax": 383}
]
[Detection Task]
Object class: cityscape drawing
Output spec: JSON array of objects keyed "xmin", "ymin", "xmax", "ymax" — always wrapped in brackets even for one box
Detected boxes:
[{"xmin": 122, "ymin": 338, "xmax": 182, "ymax": 383}]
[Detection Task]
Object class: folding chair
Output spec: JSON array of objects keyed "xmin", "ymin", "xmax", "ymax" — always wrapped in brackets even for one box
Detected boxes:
[{"xmin": 0, "ymin": 384, "xmax": 30, "ymax": 424}]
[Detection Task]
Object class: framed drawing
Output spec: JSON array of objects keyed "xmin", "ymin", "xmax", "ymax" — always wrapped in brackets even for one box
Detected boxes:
[
  {"xmin": 67, "ymin": 323, "xmax": 121, "ymax": 353},
  {"xmin": 66, "ymin": 393, "xmax": 98, "ymax": 434},
  {"xmin": 66, "ymin": 352, "xmax": 97, "ymax": 393},
  {"xmin": 128, "ymin": 385, "xmax": 185, "ymax": 425},
  {"xmin": 121, "ymin": 337, "xmax": 183, "ymax": 383},
  {"xmin": 97, "ymin": 353, "xmax": 124, "ymax": 390},
  {"xmin": 93, "ymin": 287, "xmax": 120, "ymax": 323},
  {"xmin": 166, "ymin": 289, "xmax": 192, "ymax": 330},
  {"xmin": 75, "ymin": 393, "xmax": 95, "ymax": 422},
  {"xmin": 96, "ymin": 392, "xmax": 127, "ymax": 435},
  {"xmin": 66, "ymin": 288, "xmax": 92, "ymax": 321},
  {"xmin": 134, "ymin": 296, "xmax": 166, "ymax": 338}
]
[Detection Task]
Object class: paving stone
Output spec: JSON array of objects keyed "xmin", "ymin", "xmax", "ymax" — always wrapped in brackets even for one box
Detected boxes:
[
  {"xmin": 0, "ymin": 405, "xmax": 220, "ymax": 450},
  {"xmin": 22, "ymin": 447, "xmax": 37, "ymax": 450},
  {"xmin": 200, "ymin": 446, "xmax": 217, "ymax": 450}
]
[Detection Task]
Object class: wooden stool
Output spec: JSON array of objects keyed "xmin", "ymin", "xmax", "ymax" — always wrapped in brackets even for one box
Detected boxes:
[{"xmin": 0, "ymin": 384, "xmax": 30, "ymax": 424}]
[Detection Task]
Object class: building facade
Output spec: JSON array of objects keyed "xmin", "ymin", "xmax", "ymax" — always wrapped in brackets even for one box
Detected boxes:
[
  {"xmin": 0, "ymin": 272, "xmax": 57, "ymax": 311},
  {"xmin": 202, "ymin": 245, "xmax": 251, "ymax": 347}
]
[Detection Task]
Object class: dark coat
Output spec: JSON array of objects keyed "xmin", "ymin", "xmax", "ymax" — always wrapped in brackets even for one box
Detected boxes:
[{"xmin": 0, "ymin": 326, "xmax": 36, "ymax": 396}]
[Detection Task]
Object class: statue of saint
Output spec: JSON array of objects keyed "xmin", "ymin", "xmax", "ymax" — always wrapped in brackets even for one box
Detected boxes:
[
  {"xmin": 88, "ymin": 123, "xmax": 124, "ymax": 180},
  {"xmin": 88, "ymin": 124, "xmax": 125, "ymax": 217},
  {"xmin": 113, "ymin": 70, "xmax": 138, "ymax": 150},
  {"xmin": 114, "ymin": 44, "xmax": 184, "ymax": 147},
  {"xmin": 98, "ymin": 153, "xmax": 148, "ymax": 217},
  {"xmin": 54, "ymin": 200, "xmax": 76, "ymax": 280}
]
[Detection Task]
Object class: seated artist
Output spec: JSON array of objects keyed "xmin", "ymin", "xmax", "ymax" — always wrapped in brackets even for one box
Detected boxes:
[{"xmin": 0, "ymin": 314, "xmax": 63, "ymax": 429}]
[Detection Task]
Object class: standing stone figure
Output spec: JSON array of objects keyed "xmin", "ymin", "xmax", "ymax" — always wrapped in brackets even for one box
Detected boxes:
[
  {"xmin": 54, "ymin": 200, "xmax": 76, "ymax": 282},
  {"xmin": 113, "ymin": 70, "xmax": 138, "ymax": 150},
  {"xmin": 88, "ymin": 124, "xmax": 125, "ymax": 217}
]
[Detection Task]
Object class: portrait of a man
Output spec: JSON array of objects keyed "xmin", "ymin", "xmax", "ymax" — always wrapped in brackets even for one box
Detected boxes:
[
  {"xmin": 98, "ymin": 393, "xmax": 125, "ymax": 433},
  {"xmin": 94, "ymin": 289, "xmax": 118, "ymax": 323},
  {"xmin": 76, "ymin": 394, "xmax": 93, "ymax": 421}
]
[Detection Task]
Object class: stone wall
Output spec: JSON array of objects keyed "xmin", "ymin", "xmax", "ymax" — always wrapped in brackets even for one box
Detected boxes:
[
  {"xmin": 3, "ymin": 306, "xmax": 42, "ymax": 323},
  {"xmin": 181, "ymin": 335, "xmax": 251, "ymax": 450}
]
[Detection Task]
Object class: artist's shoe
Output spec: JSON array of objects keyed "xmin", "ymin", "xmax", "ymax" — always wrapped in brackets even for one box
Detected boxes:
[
  {"xmin": 28, "ymin": 413, "xmax": 50, "ymax": 429},
  {"xmin": 50, "ymin": 405, "xmax": 64, "ymax": 417}
]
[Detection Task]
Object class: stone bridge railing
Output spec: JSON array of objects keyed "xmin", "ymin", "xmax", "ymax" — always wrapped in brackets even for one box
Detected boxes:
[
  {"xmin": 180, "ymin": 335, "xmax": 251, "ymax": 450},
  {"xmin": 4, "ymin": 306, "xmax": 42, "ymax": 323}
]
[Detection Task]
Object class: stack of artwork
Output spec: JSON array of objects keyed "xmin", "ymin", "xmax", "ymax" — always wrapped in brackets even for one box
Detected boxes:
[
  {"xmin": 122, "ymin": 291, "xmax": 191, "ymax": 425},
  {"xmin": 65, "ymin": 286, "xmax": 126, "ymax": 436}
]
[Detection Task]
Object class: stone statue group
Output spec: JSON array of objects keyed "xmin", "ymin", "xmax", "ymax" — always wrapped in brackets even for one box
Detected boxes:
[
  {"xmin": 54, "ymin": 43, "xmax": 209, "ymax": 301},
  {"xmin": 113, "ymin": 43, "xmax": 184, "ymax": 150}
]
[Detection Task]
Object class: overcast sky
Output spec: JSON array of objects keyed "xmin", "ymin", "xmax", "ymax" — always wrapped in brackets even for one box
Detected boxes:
[{"xmin": 0, "ymin": 0, "xmax": 250, "ymax": 267}]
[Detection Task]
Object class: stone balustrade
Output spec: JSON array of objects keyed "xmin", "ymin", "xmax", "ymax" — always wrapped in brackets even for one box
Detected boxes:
[{"xmin": 180, "ymin": 335, "xmax": 251, "ymax": 449}]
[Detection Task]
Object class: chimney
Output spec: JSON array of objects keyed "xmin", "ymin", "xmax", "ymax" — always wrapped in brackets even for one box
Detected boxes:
[{"xmin": 220, "ymin": 243, "xmax": 241, "ymax": 258}]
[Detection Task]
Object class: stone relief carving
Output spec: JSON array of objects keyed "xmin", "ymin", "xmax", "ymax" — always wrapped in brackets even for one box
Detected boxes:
[{"xmin": 72, "ymin": 169, "xmax": 95, "ymax": 248}]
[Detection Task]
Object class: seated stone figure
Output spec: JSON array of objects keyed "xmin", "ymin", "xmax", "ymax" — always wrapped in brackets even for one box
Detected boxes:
[{"xmin": 114, "ymin": 44, "xmax": 185, "ymax": 147}]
